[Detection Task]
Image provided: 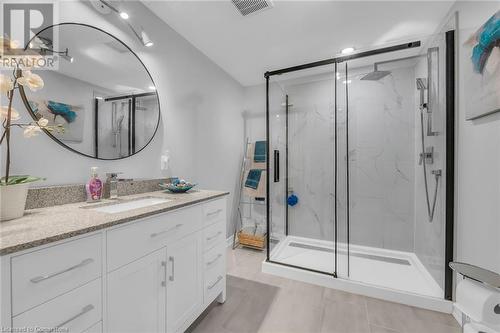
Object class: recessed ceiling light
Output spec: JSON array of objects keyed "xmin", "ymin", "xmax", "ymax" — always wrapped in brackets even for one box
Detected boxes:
[
  {"xmin": 119, "ymin": 11, "xmax": 129, "ymax": 19},
  {"xmin": 149, "ymin": 86, "xmax": 156, "ymax": 90},
  {"xmin": 341, "ymin": 47, "xmax": 355, "ymax": 55}
]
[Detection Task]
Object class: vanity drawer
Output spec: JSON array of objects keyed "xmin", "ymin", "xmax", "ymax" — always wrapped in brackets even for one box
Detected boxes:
[
  {"xmin": 203, "ymin": 220, "xmax": 226, "ymax": 252},
  {"xmin": 13, "ymin": 278, "xmax": 102, "ymax": 333},
  {"xmin": 204, "ymin": 269, "xmax": 225, "ymax": 305},
  {"xmin": 202, "ymin": 199, "xmax": 226, "ymax": 226},
  {"xmin": 107, "ymin": 206, "xmax": 202, "ymax": 272},
  {"xmin": 203, "ymin": 244, "xmax": 225, "ymax": 275},
  {"xmin": 11, "ymin": 234, "xmax": 102, "ymax": 315}
]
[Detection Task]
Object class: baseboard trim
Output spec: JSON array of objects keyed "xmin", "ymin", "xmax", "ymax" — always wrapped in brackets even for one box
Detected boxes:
[
  {"xmin": 452, "ymin": 304, "xmax": 462, "ymax": 326},
  {"xmin": 226, "ymin": 235, "xmax": 234, "ymax": 248}
]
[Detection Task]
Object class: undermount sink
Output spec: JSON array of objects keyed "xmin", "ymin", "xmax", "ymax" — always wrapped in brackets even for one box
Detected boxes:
[{"xmin": 86, "ymin": 196, "xmax": 172, "ymax": 214}]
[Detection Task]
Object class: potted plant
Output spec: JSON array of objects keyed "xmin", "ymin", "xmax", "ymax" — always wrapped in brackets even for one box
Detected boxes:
[{"xmin": 0, "ymin": 37, "xmax": 62, "ymax": 221}]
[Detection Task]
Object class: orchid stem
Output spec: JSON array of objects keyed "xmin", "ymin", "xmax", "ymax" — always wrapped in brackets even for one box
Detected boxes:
[
  {"xmin": 0, "ymin": 130, "xmax": 5, "ymax": 145},
  {"xmin": 4, "ymin": 88, "xmax": 14, "ymax": 184}
]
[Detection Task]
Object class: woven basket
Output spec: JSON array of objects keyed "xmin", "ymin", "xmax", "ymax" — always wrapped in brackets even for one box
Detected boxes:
[{"xmin": 238, "ymin": 231, "xmax": 266, "ymax": 250}]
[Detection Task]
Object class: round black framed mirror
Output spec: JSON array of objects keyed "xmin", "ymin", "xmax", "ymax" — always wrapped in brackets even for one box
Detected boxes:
[{"xmin": 19, "ymin": 23, "xmax": 160, "ymax": 160}]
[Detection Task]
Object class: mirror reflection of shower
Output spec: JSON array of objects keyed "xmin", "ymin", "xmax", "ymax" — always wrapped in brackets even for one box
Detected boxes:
[{"xmin": 111, "ymin": 101, "xmax": 127, "ymax": 157}]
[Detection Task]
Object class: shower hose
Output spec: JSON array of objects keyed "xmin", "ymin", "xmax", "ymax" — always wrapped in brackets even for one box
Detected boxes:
[{"xmin": 419, "ymin": 108, "xmax": 440, "ymax": 222}]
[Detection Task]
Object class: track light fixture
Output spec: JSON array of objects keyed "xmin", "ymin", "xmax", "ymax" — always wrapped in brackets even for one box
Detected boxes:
[
  {"xmin": 97, "ymin": 0, "xmax": 154, "ymax": 48},
  {"xmin": 40, "ymin": 47, "xmax": 74, "ymax": 63},
  {"xmin": 140, "ymin": 30, "xmax": 154, "ymax": 47}
]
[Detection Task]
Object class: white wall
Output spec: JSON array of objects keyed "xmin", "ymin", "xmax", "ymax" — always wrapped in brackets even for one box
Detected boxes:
[
  {"xmin": 2, "ymin": 1, "xmax": 244, "ymax": 236},
  {"xmin": 452, "ymin": 2, "xmax": 500, "ymax": 279}
]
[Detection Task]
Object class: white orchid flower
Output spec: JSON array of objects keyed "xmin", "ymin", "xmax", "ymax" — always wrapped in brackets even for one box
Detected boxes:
[
  {"xmin": 17, "ymin": 71, "xmax": 44, "ymax": 91},
  {"xmin": 0, "ymin": 106, "xmax": 20, "ymax": 121},
  {"xmin": 23, "ymin": 125, "xmax": 42, "ymax": 138},
  {"xmin": 0, "ymin": 74, "xmax": 14, "ymax": 93},
  {"xmin": 37, "ymin": 117, "xmax": 49, "ymax": 127},
  {"xmin": 0, "ymin": 37, "xmax": 19, "ymax": 56}
]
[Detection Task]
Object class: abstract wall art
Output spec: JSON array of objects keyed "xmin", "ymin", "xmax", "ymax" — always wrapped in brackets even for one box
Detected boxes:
[
  {"xmin": 464, "ymin": 10, "xmax": 500, "ymax": 120},
  {"xmin": 29, "ymin": 99, "xmax": 85, "ymax": 142}
]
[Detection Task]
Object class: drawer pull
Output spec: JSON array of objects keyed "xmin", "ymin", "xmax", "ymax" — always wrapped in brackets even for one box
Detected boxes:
[
  {"xmin": 206, "ymin": 209, "xmax": 222, "ymax": 217},
  {"xmin": 150, "ymin": 224, "xmax": 182, "ymax": 238},
  {"xmin": 206, "ymin": 254, "xmax": 222, "ymax": 267},
  {"xmin": 53, "ymin": 304, "xmax": 94, "ymax": 329},
  {"xmin": 169, "ymin": 256, "xmax": 175, "ymax": 282},
  {"xmin": 207, "ymin": 276, "xmax": 223, "ymax": 290},
  {"xmin": 30, "ymin": 258, "xmax": 94, "ymax": 283},
  {"xmin": 206, "ymin": 231, "xmax": 222, "ymax": 241}
]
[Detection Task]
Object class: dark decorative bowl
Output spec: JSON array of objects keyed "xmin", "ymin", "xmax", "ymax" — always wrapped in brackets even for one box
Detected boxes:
[{"xmin": 159, "ymin": 183, "xmax": 196, "ymax": 193}]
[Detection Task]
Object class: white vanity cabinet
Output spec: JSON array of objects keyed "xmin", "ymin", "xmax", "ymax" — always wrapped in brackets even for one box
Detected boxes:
[
  {"xmin": 165, "ymin": 232, "xmax": 203, "ymax": 333},
  {"xmin": 1, "ymin": 197, "xmax": 227, "ymax": 333},
  {"xmin": 107, "ymin": 248, "xmax": 167, "ymax": 333}
]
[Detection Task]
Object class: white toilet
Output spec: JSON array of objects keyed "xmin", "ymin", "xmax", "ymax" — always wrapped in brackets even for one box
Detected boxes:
[{"xmin": 455, "ymin": 278, "xmax": 500, "ymax": 333}]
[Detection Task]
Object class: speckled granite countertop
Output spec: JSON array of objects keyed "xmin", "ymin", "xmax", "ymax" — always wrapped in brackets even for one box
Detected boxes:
[{"xmin": 0, "ymin": 189, "xmax": 229, "ymax": 256}]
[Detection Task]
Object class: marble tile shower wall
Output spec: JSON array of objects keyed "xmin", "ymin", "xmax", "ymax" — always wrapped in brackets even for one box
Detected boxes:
[
  {"xmin": 287, "ymin": 78, "xmax": 335, "ymax": 242},
  {"xmin": 285, "ymin": 66, "xmax": 417, "ymax": 252},
  {"xmin": 346, "ymin": 66, "xmax": 416, "ymax": 251}
]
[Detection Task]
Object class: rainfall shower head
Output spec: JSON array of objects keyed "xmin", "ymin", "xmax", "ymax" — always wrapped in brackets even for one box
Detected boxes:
[
  {"xmin": 416, "ymin": 77, "xmax": 427, "ymax": 90},
  {"xmin": 362, "ymin": 54, "xmax": 424, "ymax": 81},
  {"xmin": 361, "ymin": 64, "xmax": 391, "ymax": 81}
]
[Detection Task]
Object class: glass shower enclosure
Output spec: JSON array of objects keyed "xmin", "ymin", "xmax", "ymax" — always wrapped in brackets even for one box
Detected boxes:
[{"xmin": 266, "ymin": 32, "xmax": 455, "ymax": 301}]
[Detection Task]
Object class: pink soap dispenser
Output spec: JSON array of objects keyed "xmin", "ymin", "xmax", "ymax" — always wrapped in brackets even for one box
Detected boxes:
[{"xmin": 86, "ymin": 167, "xmax": 102, "ymax": 202}]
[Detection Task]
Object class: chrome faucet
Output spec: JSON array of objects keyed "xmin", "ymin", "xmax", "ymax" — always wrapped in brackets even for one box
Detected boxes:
[{"xmin": 106, "ymin": 172, "xmax": 121, "ymax": 199}]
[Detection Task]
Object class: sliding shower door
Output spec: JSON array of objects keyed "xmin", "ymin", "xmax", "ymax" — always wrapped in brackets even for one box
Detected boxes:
[
  {"xmin": 339, "ymin": 43, "xmax": 448, "ymax": 298},
  {"xmin": 267, "ymin": 78, "xmax": 288, "ymax": 260},
  {"xmin": 267, "ymin": 66, "xmax": 338, "ymax": 276}
]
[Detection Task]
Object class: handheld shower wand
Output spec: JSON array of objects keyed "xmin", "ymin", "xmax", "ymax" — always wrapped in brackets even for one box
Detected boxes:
[{"xmin": 416, "ymin": 78, "xmax": 441, "ymax": 222}]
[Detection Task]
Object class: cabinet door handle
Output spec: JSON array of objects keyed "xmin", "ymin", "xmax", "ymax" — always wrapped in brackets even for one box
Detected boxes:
[
  {"xmin": 51, "ymin": 304, "xmax": 94, "ymax": 330},
  {"xmin": 161, "ymin": 261, "xmax": 167, "ymax": 287},
  {"xmin": 168, "ymin": 256, "xmax": 175, "ymax": 281},
  {"xmin": 30, "ymin": 258, "xmax": 94, "ymax": 283},
  {"xmin": 206, "ymin": 254, "xmax": 222, "ymax": 267},
  {"xmin": 207, "ymin": 276, "xmax": 223, "ymax": 290},
  {"xmin": 150, "ymin": 224, "xmax": 182, "ymax": 238},
  {"xmin": 206, "ymin": 209, "xmax": 222, "ymax": 217},
  {"xmin": 206, "ymin": 231, "xmax": 222, "ymax": 241}
]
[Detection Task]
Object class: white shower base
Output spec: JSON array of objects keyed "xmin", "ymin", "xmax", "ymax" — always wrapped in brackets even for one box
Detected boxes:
[{"xmin": 263, "ymin": 236, "xmax": 452, "ymax": 313}]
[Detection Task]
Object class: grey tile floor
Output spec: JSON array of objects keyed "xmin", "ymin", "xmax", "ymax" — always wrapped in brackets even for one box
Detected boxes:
[{"xmin": 189, "ymin": 247, "xmax": 461, "ymax": 333}]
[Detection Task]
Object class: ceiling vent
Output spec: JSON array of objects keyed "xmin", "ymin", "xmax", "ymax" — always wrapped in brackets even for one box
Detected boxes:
[{"xmin": 231, "ymin": 0, "xmax": 273, "ymax": 16}]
